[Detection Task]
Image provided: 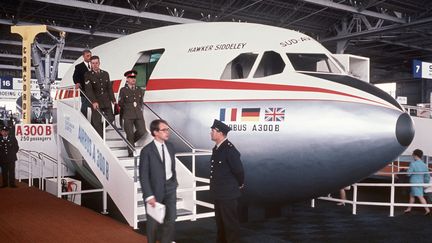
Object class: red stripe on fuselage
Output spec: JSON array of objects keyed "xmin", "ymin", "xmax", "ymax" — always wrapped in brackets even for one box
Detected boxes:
[{"xmin": 146, "ymin": 78, "xmax": 389, "ymax": 107}]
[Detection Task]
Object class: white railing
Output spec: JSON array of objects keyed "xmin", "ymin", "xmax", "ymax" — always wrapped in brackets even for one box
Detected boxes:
[
  {"xmin": 58, "ymin": 85, "xmax": 135, "ymax": 150},
  {"xmin": 17, "ymin": 149, "xmax": 69, "ymax": 190},
  {"xmin": 314, "ymin": 161, "xmax": 432, "ymax": 217},
  {"xmin": 176, "ymin": 149, "xmax": 215, "ymax": 221},
  {"xmin": 403, "ymin": 104, "xmax": 432, "ymax": 119},
  {"xmin": 58, "ymin": 85, "xmax": 215, "ymax": 227}
]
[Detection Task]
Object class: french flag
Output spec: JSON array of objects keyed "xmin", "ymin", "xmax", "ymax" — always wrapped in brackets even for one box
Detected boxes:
[{"xmin": 219, "ymin": 108, "xmax": 238, "ymax": 122}]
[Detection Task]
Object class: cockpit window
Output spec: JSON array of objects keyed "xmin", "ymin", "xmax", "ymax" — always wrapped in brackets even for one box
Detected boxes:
[
  {"xmin": 221, "ymin": 53, "xmax": 258, "ymax": 79},
  {"xmin": 254, "ymin": 51, "xmax": 285, "ymax": 78},
  {"xmin": 286, "ymin": 53, "xmax": 341, "ymax": 74}
]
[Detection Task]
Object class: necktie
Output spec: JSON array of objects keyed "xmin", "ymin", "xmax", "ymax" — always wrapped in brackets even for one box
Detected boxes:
[
  {"xmin": 161, "ymin": 144, "xmax": 165, "ymax": 164},
  {"xmin": 87, "ymin": 63, "xmax": 91, "ymax": 70}
]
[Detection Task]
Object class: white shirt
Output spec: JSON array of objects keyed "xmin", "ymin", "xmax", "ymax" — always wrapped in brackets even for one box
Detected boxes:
[
  {"xmin": 84, "ymin": 61, "xmax": 91, "ymax": 71},
  {"xmin": 154, "ymin": 140, "xmax": 173, "ymax": 180},
  {"xmin": 146, "ymin": 140, "xmax": 173, "ymax": 202}
]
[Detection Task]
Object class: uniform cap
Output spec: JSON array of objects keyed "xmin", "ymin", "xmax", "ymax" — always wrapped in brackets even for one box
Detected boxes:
[
  {"xmin": 124, "ymin": 70, "xmax": 138, "ymax": 78},
  {"xmin": 1, "ymin": 126, "xmax": 9, "ymax": 131},
  {"xmin": 211, "ymin": 119, "xmax": 231, "ymax": 135}
]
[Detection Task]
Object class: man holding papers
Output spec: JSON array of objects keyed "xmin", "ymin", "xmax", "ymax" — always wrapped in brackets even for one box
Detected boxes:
[{"xmin": 139, "ymin": 119, "xmax": 177, "ymax": 243}]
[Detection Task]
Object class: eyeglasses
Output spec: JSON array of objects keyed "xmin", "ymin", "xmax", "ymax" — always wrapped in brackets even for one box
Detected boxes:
[{"xmin": 158, "ymin": 128, "xmax": 170, "ymax": 132}]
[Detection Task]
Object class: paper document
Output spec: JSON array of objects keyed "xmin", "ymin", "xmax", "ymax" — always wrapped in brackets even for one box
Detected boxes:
[{"xmin": 146, "ymin": 202, "xmax": 166, "ymax": 224}]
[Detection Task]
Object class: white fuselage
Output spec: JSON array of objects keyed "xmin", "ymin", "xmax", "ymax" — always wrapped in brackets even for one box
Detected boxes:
[{"xmin": 61, "ymin": 23, "xmax": 413, "ymax": 202}]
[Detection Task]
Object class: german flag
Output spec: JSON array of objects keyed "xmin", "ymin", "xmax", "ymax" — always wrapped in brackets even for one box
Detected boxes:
[{"xmin": 241, "ymin": 108, "xmax": 260, "ymax": 121}]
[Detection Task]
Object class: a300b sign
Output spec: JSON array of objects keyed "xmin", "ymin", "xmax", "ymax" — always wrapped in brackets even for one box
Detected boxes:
[{"xmin": 16, "ymin": 124, "xmax": 52, "ymax": 136}]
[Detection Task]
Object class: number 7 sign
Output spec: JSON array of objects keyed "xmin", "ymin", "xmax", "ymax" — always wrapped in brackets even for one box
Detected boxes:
[{"xmin": 413, "ymin": 59, "xmax": 422, "ymax": 78}]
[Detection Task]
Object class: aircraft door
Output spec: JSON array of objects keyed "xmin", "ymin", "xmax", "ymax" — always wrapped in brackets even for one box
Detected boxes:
[{"xmin": 132, "ymin": 49, "xmax": 165, "ymax": 90}]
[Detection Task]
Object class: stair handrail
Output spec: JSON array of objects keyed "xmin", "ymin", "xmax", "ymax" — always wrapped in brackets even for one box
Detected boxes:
[
  {"xmin": 58, "ymin": 85, "xmax": 136, "ymax": 153},
  {"xmin": 144, "ymin": 103, "xmax": 195, "ymax": 150},
  {"xmin": 17, "ymin": 149, "xmax": 70, "ymax": 189},
  {"xmin": 19, "ymin": 149, "xmax": 68, "ymax": 170},
  {"xmin": 16, "ymin": 149, "xmax": 39, "ymax": 187}
]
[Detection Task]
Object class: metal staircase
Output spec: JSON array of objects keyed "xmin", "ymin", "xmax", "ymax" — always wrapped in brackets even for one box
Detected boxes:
[{"xmin": 56, "ymin": 86, "xmax": 214, "ymax": 229}]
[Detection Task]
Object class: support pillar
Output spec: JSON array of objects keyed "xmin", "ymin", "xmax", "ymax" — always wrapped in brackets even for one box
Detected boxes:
[{"xmin": 11, "ymin": 25, "xmax": 47, "ymax": 124}]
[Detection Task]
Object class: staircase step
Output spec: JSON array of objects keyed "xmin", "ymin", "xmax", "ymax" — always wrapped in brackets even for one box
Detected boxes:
[
  {"xmin": 111, "ymin": 148, "xmax": 129, "ymax": 157},
  {"xmin": 105, "ymin": 125, "xmax": 122, "ymax": 131},
  {"xmin": 126, "ymin": 169, "xmax": 139, "ymax": 178},
  {"xmin": 105, "ymin": 132, "xmax": 121, "ymax": 139},
  {"xmin": 105, "ymin": 129, "xmax": 126, "ymax": 139},
  {"xmin": 137, "ymin": 197, "xmax": 183, "ymax": 207},
  {"xmin": 177, "ymin": 208, "xmax": 192, "ymax": 216},
  {"xmin": 106, "ymin": 139, "xmax": 127, "ymax": 147},
  {"xmin": 119, "ymin": 158, "xmax": 136, "ymax": 167},
  {"xmin": 137, "ymin": 208, "xmax": 192, "ymax": 222}
]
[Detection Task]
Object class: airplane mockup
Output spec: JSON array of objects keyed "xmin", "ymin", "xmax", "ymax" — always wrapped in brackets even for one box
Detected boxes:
[{"xmin": 60, "ymin": 22, "xmax": 414, "ymax": 203}]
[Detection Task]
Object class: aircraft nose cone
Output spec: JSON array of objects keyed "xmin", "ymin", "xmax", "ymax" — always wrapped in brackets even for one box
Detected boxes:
[{"xmin": 396, "ymin": 113, "xmax": 415, "ymax": 147}]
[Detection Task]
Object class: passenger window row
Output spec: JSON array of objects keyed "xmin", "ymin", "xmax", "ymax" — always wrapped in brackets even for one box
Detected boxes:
[{"xmin": 221, "ymin": 51, "xmax": 341, "ymax": 80}]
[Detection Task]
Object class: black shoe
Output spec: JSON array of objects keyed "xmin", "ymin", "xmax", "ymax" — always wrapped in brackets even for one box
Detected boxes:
[
  {"xmin": 0, "ymin": 185, "xmax": 7, "ymax": 188},
  {"xmin": 425, "ymin": 211, "xmax": 431, "ymax": 216},
  {"xmin": 10, "ymin": 185, "xmax": 17, "ymax": 188}
]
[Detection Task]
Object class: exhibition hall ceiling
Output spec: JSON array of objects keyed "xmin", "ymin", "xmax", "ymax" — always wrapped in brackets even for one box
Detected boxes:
[{"xmin": 1, "ymin": 0, "xmax": 431, "ymax": 83}]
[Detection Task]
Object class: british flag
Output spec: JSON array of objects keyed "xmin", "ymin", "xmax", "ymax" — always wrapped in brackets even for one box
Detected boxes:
[{"xmin": 264, "ymin": 108, "xmax": 285, "ymax": 122}]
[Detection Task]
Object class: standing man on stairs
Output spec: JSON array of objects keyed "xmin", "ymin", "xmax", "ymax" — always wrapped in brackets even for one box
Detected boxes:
[
  {"xmin": 72, "ymin": 49, "xmax": 92, "ymax": 118},
  {"xmin": 139, "ymin": 119, "xmax": 178, "ymax": 243},
  {"xmin": 118, "ymin": 70, "xmax": 146, "ymax": 157},
  {"xmin": 85, "ymin": 56, "xmax": 116, "ymax": 138}
]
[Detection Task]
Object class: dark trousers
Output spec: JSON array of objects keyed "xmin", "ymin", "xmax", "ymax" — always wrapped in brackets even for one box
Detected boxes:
[
  {"xmin": 215, "ymin": 199, "xmax": 240, "ymax": 243},
  {"xmin": 146, "ymin": 178, "xmax": 177, "ymax": 243},
  {"xmin": 91, "ymin": 106, "xmax": 114, "ymax": 138},
  {"xmin": 80, "ymin": 96, "xmax": 91, "ymax": 119},
  {"xmin": 1, "ymin": 162, "xmax": 16, "ymax": 187},
  {"xmin": 123, "ymin": 118, "xmax": 146, "ymax": 155}
]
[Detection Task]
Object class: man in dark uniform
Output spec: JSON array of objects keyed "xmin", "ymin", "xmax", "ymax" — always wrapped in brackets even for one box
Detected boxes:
[
  {"xmin": 209, "ymin": 119, "xmax": 245, "ymax": 243},
  {"xmin": 0, "ymin": 126, "xmax": 19, "ymax": 188},
  {"xmin": 72, "ymin": 49, "xmax": 92, "ymax": 118},
  {"xmin": 85, "ymin": 56, "xmax": 116, "ymax": 137},
  {"xmin": 118, "ymin": 70, "xmax": 146, "ymax": 156}
]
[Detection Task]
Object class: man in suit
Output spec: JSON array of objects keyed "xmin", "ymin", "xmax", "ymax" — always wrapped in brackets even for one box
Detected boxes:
[
  {"xmin": 209, "ymin": 119, "xmax": 245, "ymax": 243},
  {"xmin": 84, "ymin": 56, "xmax": 116, "ymax": 138},
  {"xmin": 0, "ymin": 126, "xmax": 19, "ymax": 188},
  {"xmin": 72, "ymin": 49, "xmax": 92, "ymax": 118},
  {"xmin": 139, "ymin": 119, "xmax": 177, "ymax": 243},
  {"xmin": 118, "ymin": 70, "xmax": 146, "ymax": 156}
]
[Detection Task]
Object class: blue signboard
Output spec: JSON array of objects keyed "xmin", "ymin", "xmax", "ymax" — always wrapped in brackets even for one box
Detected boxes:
[
  {"xmin": 413, "ymin": 59, "xmax": 432, "ymax": 79},
  {"xmin": 0, "ymin": 76, "xmax": 13, "ymax": 89},
  {"xmin": 413, "ymin": 59, "xmax": 422, "ymax": 78}
]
